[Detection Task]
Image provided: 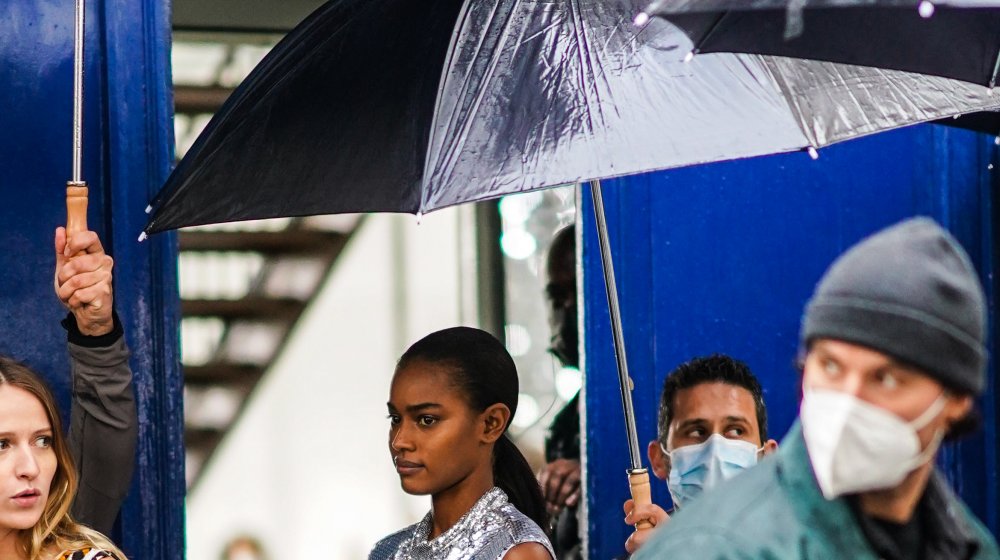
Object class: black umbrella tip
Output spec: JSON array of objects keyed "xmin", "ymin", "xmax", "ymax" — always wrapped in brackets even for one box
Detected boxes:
[{"xmin": 138, "ymin": 231, "xmax": 148, "ymax": 243}]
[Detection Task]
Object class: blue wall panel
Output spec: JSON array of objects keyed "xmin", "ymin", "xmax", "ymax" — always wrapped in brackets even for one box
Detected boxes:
[
  {"xmin": 582, "ymin": 124, "xmax": 999, "ymax": 558},
  {"xmin": 0, "ymin": 1, "xmax": 183, "ymax": 558}
]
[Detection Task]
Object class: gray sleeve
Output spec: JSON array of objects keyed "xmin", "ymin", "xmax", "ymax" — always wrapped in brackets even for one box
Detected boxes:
[{"xmin": 66, "ymin": 336, "xmax": 137, "ymax": 535}]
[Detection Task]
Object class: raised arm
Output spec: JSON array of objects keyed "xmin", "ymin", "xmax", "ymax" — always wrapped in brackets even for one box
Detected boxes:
[{"xmin": 55, "ymin": 227, "xmax": 137, "ymax": 535}]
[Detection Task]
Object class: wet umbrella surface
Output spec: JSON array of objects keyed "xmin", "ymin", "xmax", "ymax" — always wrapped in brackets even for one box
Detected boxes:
[
  {"xmin": 643, "ymin": 0, "xmax": 1000, "ymax": 87},
  {"xmin": 144, "ymin": 0, "xmax": 1000, "ymax": 234}
]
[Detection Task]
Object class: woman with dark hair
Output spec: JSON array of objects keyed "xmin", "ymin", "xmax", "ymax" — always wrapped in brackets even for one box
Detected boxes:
[{"xmin": 370, "ymin": 327, "xmax": 554, "ymax": 560}]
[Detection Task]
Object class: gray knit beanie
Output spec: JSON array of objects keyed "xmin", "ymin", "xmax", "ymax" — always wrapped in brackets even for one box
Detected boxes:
[{"xmin": 801, "ymin": 217, "xmax": 987, "ymax": 395}]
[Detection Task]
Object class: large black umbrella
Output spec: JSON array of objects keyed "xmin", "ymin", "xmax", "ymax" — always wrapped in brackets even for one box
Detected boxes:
[
  {"xmin": 643, "ymin": 0, "xmax": 1000, "ymax": 88},
  {"xmin": 144, "ymin": 0, "xmax": 1000, "ymax": 235},
  {"xmin": 143, "ymin": 0, "xmax": 1000, "ymax": 532}
]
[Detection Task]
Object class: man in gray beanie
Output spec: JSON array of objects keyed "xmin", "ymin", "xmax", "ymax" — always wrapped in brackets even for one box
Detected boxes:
[{"xmin": 634, "ymin": 217, "xmax": 1000, "ymax": 560}]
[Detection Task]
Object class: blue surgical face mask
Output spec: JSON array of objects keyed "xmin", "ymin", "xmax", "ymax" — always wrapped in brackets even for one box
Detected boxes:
[{"xmin": 664, "ymin": 434, "xmax": 762, "ymax": 508}]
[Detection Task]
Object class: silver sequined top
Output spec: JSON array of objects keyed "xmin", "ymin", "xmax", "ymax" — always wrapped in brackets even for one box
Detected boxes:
[{"xmin": 369, "ymin": 487, "xmax": 554, "ymax": 560}]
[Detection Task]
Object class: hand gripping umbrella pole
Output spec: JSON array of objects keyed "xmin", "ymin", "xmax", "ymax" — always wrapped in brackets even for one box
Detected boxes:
[
  {"xmin": 66, "ymin": 0, "xmax": 88, "ymax": 238},
  {"xmin": 589, "ymin": 180, "xmax": 653, "ymax": 532}
]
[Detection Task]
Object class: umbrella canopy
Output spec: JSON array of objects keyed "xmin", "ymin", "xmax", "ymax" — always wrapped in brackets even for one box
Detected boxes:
[
  {"xmin": 144, "ymin": 0, "xmax": 1000, "ymax": 234},
  {"xmin": 644, "ymin": 0, "xmax": 1000, "ymax": 87}
]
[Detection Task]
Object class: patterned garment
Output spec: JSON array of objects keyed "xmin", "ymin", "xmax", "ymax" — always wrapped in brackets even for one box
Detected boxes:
[
  {"xmin": 370, "ymin": 487, "xmax": 554, "ymax": 560},
  {"xmin": 58, "ymin": 548, "xmax": 119, "ymax": 560}
]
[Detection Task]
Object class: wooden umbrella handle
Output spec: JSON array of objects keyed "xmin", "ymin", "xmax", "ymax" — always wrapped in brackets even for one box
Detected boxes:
[
  {"xmin": 66, "ymin": 183, "xmax": 88, "ymax": 251},
  {"xmin": 628, "ymin": 468, "xmax": 654, "ymax": 531}
]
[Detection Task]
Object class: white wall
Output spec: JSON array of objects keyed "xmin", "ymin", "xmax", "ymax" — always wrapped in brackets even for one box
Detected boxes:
[{"xmin": 186, "ymin": 208, "xmax": 478, "ymax": 559}]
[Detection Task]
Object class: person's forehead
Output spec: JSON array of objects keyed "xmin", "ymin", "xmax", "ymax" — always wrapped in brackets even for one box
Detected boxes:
[
  {"xmin": 0, "ymin": 384, "xmax": 50, "ymax": 430},
  {"xmin": 671, "ymin": 382, "xmax": 757, "ymax": 425},
  {"xmin": 810, "ymin": 338, "xmax": 932, "ymax": 377},
  {"xmin": 389, "ymin": 361, "xmax": 464, "ymax": 406}
]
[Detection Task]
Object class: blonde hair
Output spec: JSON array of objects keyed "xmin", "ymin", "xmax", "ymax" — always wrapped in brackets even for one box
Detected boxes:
[{"xmin": 0, "ymin": 357, "xmax": 127, "ymax": 560}]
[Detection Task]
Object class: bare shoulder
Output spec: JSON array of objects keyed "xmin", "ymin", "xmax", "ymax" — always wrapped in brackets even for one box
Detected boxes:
[{"xmin": 502, "ymin": 542, "xmax": 553, "ymax": 560}]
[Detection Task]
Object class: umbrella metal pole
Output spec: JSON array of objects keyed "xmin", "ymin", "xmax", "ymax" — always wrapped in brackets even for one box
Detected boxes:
[
  {"xmin": 67, "ymin": 0, "xmax": 88, "ymax": 239},
  {"xmin": 589, "ymin": 180, "xmax": 652, "ymax": 531}
]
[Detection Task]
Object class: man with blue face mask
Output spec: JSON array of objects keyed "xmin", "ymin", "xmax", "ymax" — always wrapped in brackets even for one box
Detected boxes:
[
  {"xmin": 634, "ymin": 218, "xmax": 1000, "ymax": 560},
  {"xmin": 622, "ymin": 355, "xmax": 778, "ymax": 554}
]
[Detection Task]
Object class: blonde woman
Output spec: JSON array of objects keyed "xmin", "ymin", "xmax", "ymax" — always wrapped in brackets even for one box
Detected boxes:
[
  {"xmin": 0, "ymin": 357, "xmax": 127, "ymax": 560},
  {"xmin": 0, "ymin": 226, "xmax": 133, "ymax": 559}
]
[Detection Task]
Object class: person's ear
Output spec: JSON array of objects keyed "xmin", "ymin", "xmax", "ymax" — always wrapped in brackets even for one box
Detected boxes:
[
  {"xmin": 943, "ymin": 393, "xmax": 973, "ymax": 432},
  {"xmin": 760, "ymin": 439, "xmax": 779, "ymax": 458},
  {"xmin": 481, "ymin": 404, "xmax": 511, "ymax": 444},
  {"xmin": 647, "ymin": 440, "xmax": 670, "ymax": 481}
]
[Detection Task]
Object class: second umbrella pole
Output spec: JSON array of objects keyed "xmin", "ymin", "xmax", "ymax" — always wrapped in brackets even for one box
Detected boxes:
[{"xmin": 589, "ymin": 179, "xmax": 652, "ymax": 531}]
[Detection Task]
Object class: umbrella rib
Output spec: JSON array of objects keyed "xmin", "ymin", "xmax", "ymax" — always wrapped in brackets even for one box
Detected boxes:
[
  {"xmin": 990, "ymin": 45, "xmax": 1000, "ymax": 89},
  {"xmin": 690, "ymin": 11, "xmax": 729, "ymax": 56},
  {"xmin": 421, "ymin": 0, "xmax": 484, "ymax": 206},
  {"xmin": 756, "ymin": 56, "xmax": 818, "ymax": 148},
  {"xmin": 424, "ymin": 0, "xmax": 525, "ymax": 210},
  {"xmin": 568, "ymin": 0, "xmax": 604, "ymax": 122}
]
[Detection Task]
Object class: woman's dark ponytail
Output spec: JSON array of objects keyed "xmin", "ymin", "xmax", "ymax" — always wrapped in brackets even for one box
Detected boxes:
[
  {"xmin": 494, "ymin": 434, "xmax": 548, "ymax": 530},
  {"xmin": 397, "ymin": 327, "xmax": 549, "ymax": 531}
]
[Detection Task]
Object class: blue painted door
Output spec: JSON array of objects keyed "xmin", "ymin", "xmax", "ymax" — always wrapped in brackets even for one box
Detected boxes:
[
  {"xmin": 0, "ymin": 1, "xmax": 182, "ymax": 557},
  {"xmin": 582, "ymin": 124, "xmax": 998, "ymax": 558}
]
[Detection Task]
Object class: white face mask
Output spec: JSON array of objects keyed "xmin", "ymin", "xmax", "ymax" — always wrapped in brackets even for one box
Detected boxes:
[
  {"xmin": 800, "ymin": 387, "xmax": 946, "ymax": 500},
  {"xmin": 663, "ymin": 433, "xmax": 762, "ymax": 508}
]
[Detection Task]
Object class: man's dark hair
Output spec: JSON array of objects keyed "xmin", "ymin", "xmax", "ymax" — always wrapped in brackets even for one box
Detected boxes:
[{"xmin": 657, "ymin": 354, "xmax": 768, "ymax": 444}]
